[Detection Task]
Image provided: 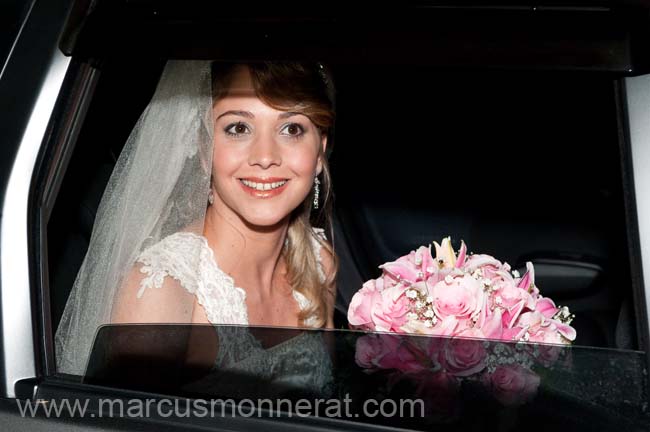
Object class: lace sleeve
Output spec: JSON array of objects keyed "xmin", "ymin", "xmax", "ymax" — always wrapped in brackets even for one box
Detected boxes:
[
  {"xmin": 135, "ymin": 232, "xmax": 203, "ymax": 298},
  {"xmin": 109, "ymin": 232, "xmax": 203, "ymax": 324},
  {"xmin": 111, "ymin": 261, "xmax": 196, "ymax": 323}
]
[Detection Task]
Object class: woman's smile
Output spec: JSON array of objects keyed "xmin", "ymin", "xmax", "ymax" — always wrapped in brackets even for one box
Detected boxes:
[{"xmin": 238, "ymin": 177, "xmax": 290, "ymax": 198}]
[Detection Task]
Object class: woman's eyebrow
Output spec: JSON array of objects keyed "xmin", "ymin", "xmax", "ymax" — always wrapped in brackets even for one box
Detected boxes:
[
  {"xmin": 216, "ymin": 110, "xmax": 254, "ymax": 120},
  {"xmin": 278, "ymin": 112, "xmax": 301, "ymax": 119}
]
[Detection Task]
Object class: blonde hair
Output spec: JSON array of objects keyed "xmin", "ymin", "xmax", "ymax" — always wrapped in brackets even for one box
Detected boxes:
[{"xmin": 211, "ymin": 62, "xmax": 338, "ymax": 327}]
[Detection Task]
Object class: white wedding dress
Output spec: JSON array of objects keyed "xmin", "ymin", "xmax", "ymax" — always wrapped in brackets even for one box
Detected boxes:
[{"xmin": 133, "ymin": 227, "xmax": 334, "ymax": 398}]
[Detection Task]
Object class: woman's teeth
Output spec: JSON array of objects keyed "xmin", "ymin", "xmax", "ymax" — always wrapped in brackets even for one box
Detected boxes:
[{"xmin": 240, "ymin": 179, "xmax": 288, "ymax": 191}]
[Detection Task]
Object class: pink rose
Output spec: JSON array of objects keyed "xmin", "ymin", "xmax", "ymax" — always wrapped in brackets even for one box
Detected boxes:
[
  {"xmin": 355, "ymin": 334, "xmax": 387, "ymax": 368},
  {"xmin": 431, "ymin": 274, "xmax": 484, "ymax": 327},
  {"xmin": 374, "ymin": 336, "xmax": 428, "ymax": 373},
  {"xmin": 371, "ymin": 285, "xmax": 411, "ymax": 332},
  {"xmin": 348, "ymin": 279, "xmax": 383, "ymax": 328},
  {"xmin": 355, "ymin": 335, "xmax": 428, "ymax": 373},
  {"xmin": 493, "ymin": 280, "xmax": 535, "ymax": 328},
  {"xmin": 348, "ymin": 277, "xmax": 412, "ymax": 332},
  {"xmin": 483, "ymin": 364, "xmax": 540, "ymax": 406},
  {"xmin": 439, "ymin": 331, "xmax": 487, "ymax": 377}
]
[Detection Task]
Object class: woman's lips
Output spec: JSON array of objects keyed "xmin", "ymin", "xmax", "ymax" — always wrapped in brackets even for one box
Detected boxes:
[{"xmin": 238, "ymin": 177, "xmax": 289, "ymax": 198}]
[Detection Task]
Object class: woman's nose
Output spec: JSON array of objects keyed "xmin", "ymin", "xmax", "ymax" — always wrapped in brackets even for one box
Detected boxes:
[{"xmin": 247, "ymin": 134, "xmax": 281, "ymax": 168}]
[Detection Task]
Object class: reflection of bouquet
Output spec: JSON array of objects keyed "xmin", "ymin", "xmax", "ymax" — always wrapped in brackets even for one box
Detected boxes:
[
  {"xmin": 348, "ymin": 238, "xmax": 576, "ymax": 344},
  {"xmin": 355, "ymin": 333, "xmax": 545, "ymax": 408}
]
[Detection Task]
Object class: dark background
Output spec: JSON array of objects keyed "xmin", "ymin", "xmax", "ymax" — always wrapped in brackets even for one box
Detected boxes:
[{"xmin": 46, "ymin": 0, "xmax": 650, "ymax": 352}]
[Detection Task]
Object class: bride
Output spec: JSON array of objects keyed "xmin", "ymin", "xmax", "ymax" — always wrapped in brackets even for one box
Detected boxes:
[{"xmin": 55, "ymin": 61, "xmax": 338, "ymax": 385}]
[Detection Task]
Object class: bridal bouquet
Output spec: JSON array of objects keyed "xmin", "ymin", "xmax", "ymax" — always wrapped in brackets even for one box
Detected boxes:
[
  {"xmin": 354, "ymin": 332, "xmax": 549, "ymax": 409},
  {"xmin": 347, "ymin": 238, "xmax": 576, "ymax": 344}
]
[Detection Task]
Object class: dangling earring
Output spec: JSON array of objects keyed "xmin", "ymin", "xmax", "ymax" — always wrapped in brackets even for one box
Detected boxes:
[
  {"xmin": 313, "ymin": 177, "xmax": 320, "ymax": 210},
  {"xmin": 208, "ymin": 190, "xmax": 214, "ymax": 205}
]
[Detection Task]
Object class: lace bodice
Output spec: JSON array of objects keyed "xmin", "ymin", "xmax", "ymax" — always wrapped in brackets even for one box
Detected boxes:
[
  {"xmin": 182, "ymin": 326, "xmax": 334, "ymax": 399},
  {"xmin": 135, "ymin": 228, "xmax": 327, "ymax": 327},
  {"xmin": 133, "ymin": 227, "xmax": 333, "ymax": 398}
]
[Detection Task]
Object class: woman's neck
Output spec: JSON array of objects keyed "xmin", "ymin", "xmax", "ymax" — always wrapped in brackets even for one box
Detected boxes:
[{"xmin": 202, "ymin": 204, "xmax": 289, "ymax": 296}]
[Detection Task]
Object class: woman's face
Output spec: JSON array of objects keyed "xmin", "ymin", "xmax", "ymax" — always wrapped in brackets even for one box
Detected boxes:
[{"xmin": 211, "ymin": 66, "xmax": 327, "ymax": 228}]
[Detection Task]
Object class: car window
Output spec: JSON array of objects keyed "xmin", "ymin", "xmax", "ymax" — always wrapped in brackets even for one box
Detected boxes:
[{"xmin": 75, "ymin": 324, "xmax": 649, "ymax": 430}]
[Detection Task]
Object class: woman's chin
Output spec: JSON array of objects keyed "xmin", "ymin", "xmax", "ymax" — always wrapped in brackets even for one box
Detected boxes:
[{"xmin": 239, "ymin": 211, "xmax": 290, "ymax": 231}]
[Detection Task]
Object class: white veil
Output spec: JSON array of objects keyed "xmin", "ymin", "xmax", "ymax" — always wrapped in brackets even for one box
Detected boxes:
[{"xmin": 55, "ymin": 60, "xmax": 215, "ymax": 376}]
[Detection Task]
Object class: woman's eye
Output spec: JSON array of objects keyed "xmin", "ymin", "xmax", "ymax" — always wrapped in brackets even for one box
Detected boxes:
[
  {"xmin": 224, "ymin": 122, "xmax": 250, "ymax": 136},
  {"xmin": 280, "ymin": 123, "xmax": 305, "ymax": 137}
]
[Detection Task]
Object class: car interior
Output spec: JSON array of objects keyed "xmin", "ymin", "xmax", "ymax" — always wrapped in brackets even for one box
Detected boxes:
[{"xmin": 47, "ymin": 57, "xmax": 636, "ymax": 352}]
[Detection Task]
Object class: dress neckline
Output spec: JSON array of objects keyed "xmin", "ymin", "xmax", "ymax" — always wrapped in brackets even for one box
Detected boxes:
[
  {"xmin": 184, "ymin": 231, "xmax": 248, "ymax": 299},
  {"xmin": 180, "ymin": 231, "xmax": 311, "ymax": 318}
]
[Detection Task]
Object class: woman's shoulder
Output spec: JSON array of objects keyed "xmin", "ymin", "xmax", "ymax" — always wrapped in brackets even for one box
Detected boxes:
[
  {"xmin": 134, "ymin": 231, "xmax": 209, "ymax": 297},
  {"xmin": 111, "ymin": 231, "xmax": 206, "ymax": 324}
]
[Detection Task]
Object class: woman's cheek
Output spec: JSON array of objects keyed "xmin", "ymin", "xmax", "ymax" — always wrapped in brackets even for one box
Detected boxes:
[{"xmin": 286, "ymin": 145, "xmax": 320, "ymax": 174}]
